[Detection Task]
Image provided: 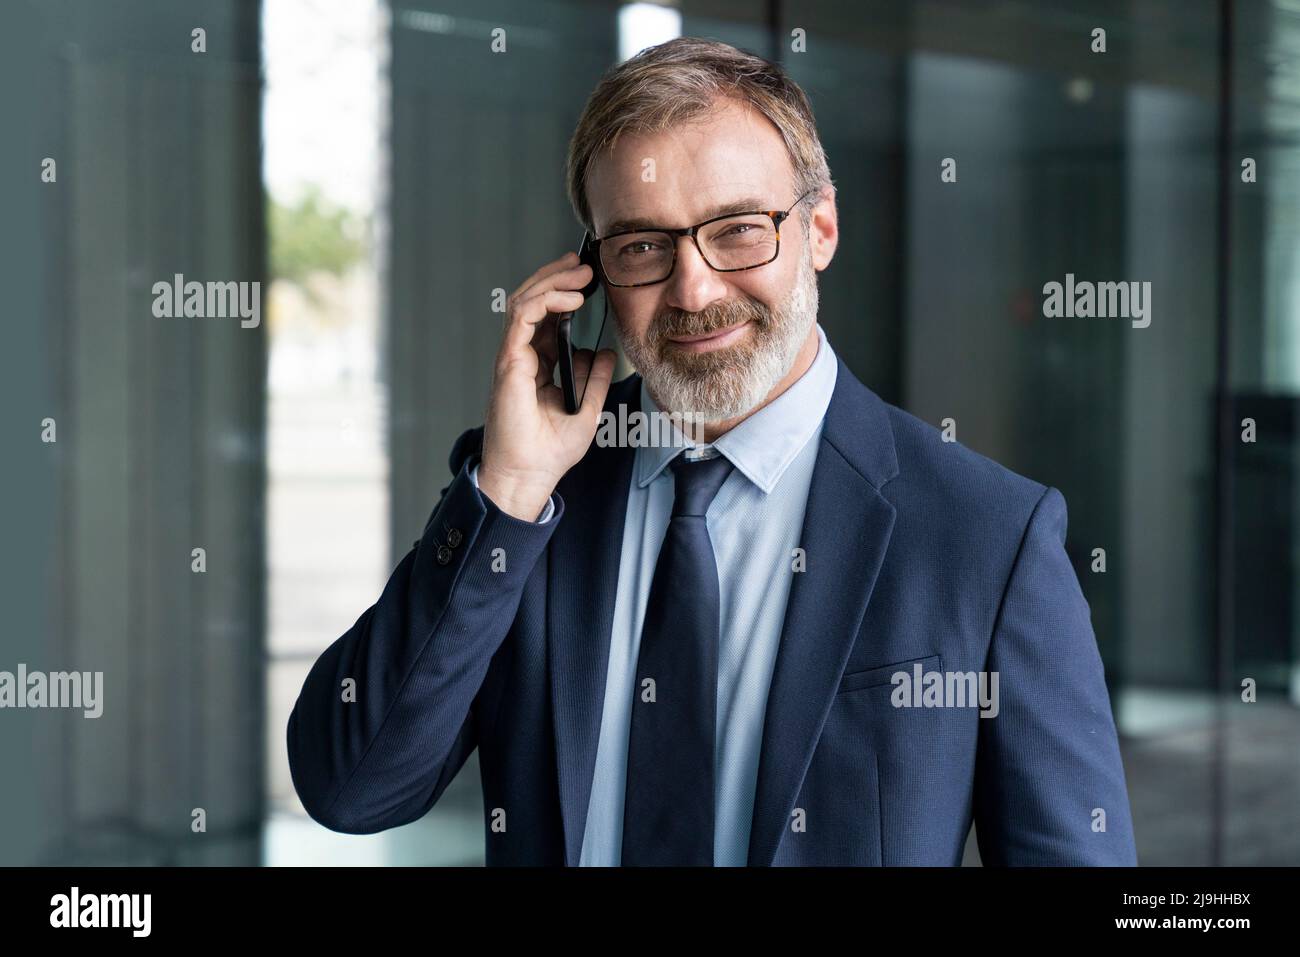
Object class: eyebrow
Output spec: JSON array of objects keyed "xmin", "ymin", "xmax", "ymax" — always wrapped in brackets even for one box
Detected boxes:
[{"xmin": 602, "ymin": 196, "xmax": 771, "ymax": 236}]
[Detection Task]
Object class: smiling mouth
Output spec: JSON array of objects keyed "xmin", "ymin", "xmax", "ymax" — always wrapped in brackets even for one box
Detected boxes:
[{"xmin": 665, "ymin": 319, "xmax": 752, "ymax": 353}]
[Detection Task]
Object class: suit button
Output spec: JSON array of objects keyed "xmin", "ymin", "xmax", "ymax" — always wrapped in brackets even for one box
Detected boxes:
[
  {"xmin": 436, "ymin": 545, "xmax": 453, "ymax": 565},
  {"xmin": 447, "ymin": 528, "xmax": 463, "ymax": 548}
]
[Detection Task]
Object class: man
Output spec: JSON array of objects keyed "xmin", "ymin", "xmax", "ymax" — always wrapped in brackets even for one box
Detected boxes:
[{"xmin": 287, "ymin": 37, "xmax": 1137, "ymax": 866}]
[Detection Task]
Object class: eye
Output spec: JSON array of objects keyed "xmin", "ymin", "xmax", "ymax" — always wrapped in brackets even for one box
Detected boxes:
[{"xmin": 618, "ymin": 239, "xmax": 664, "ymax": 257}]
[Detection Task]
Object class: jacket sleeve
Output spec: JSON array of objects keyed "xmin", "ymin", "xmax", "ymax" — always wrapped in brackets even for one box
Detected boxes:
[
  {"xmin": 972, "ymin": 486, "xmax": 1138, "ymax": 865},
  {"xmin": 286, "ymin": 427, "xmax": 564, "ymax": 834}
]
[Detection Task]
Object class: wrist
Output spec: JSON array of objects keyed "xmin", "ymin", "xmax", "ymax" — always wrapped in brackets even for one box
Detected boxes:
[{"xmin": 477, "ymin": 461, "xmax": 556, "ymax": 521}]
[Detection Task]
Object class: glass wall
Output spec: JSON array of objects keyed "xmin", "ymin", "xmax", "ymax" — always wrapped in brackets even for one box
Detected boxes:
[{"xmin": 1, "ymin": 0, "xmax": 265, "ymax": 865}]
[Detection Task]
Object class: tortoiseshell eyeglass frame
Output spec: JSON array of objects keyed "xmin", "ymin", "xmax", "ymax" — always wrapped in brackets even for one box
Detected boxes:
[{"xmin": 587, "ymin": 189, "xmax": 816, "ymax": 288}]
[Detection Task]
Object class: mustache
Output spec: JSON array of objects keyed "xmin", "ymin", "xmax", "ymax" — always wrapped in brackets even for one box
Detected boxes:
[{"xmin": 651, "ymin": 297, "xmax": 771, "ymax": 344}]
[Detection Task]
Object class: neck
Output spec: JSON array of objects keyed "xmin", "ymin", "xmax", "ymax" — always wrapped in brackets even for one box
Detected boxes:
[{"xmin": 692, "ymin": 323, "xmax": 821, "ymax": 443}]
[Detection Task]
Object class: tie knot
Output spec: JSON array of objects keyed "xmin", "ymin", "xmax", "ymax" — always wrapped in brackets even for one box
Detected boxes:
[{"xmin": 669, "ymin": 452, "xmax": 734, "ymax": 518}]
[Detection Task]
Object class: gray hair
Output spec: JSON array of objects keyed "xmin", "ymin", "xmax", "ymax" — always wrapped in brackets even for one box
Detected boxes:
[{"xmin": 566, "ymin": 36, "xmax": 834, "ymax": 233}]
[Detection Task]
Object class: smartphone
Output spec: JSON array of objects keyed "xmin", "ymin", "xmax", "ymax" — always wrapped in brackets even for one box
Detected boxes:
[{"xmin": 555, "ymin": 232, "xmax": 602, "ymax": 414}]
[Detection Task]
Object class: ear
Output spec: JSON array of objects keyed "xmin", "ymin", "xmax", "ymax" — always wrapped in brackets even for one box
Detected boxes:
[{"xmin": 807, "ymin": 187, "xmax": 838, "ymax": 271}]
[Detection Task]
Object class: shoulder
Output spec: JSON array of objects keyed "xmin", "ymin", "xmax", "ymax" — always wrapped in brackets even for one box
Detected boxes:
[
  {"xmin": 825, "ymin": 361, "xmax": 1056, "ymax": 562},
  {"xmin": 882, "ymin": 400, "xmax": 1048, "ymax": 517}
]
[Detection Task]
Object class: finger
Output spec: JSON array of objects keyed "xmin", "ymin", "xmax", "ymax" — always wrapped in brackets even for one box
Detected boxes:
[
  {"xmin": 512, "ymin": 256, "xmax": 593, "ymax": 310},
  {"xmin": 502, "ymin": 288, "xmax": 584, "ymax": 357},
  {"xmin": 536, "ymin": 380, "xmax": 565, "ymax": 413},
  {"xmin": 569, "ymin": 348, "xmax": 594, "ymax": 393},
  {"xmin": 578, "ymin": 348, "xmax": 619, "ymax": 417},
  {"xmin": 524, "ymin": 259, "xmax": 594, "ymax": 383},
  {"xmin": 511, "ymin": 251, "xmax": 578, "ymax": 303},
  {"xmin": 495, "ymin": 291, "xmax": 583, "ymax": 388},
  {"xmin": 514, "ymin": 264, "xmax": 593, "ymax": 316},
  {"xmin": 533, "ymin": 320, "xmax": 558, "ymax": 388},
  {"xmin": 530, "ymin": 309, "xmax": 560, "ymax": 371}
]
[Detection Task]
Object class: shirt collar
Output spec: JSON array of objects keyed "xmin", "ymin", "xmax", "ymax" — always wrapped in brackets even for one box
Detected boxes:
[{"xmin": 635, "ymin": 323, "xmax": 838, "ymax": 494}]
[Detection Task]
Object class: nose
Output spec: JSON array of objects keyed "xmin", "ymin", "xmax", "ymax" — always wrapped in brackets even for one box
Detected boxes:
[{"xmin": 664, "ymin": 235, "xmax": 729, "ymax": 314}]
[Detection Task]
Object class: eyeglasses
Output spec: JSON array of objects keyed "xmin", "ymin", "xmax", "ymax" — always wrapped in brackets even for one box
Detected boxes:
[{"xmin": 588, "ymin": 190, "xmax": 815, "ymax": 288}]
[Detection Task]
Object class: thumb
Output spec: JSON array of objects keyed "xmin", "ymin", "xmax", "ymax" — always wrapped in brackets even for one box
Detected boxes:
[{"xmin": 578, "ymin": 349, "xmax": 619, "ymax": 417}]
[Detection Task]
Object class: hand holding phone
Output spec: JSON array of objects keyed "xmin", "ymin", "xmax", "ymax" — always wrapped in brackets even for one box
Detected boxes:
[{"xmin": 477, "ymin": 244, "xmax": 615, "ymax": 521}]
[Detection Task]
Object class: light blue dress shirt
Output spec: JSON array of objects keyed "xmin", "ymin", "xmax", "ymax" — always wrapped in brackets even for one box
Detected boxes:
[{"xmin": 579, "ymin": 323, "xmax": 838, "ymax": 866}]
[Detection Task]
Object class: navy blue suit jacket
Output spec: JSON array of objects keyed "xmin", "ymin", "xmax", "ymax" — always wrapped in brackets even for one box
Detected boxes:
[{"xmin": 287, "ymin": 359, "xmax": 1138, "ymax": 865}]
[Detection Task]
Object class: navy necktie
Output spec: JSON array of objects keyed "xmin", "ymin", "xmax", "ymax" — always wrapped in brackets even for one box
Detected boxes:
[{"xmin": 621, "ymin": 451, "xmax": 735, "ymax": 866}]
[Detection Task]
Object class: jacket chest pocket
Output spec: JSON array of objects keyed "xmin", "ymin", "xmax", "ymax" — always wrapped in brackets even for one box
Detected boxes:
[{"xmin": 836, "ymin": 653, "xmax": 942, "ymax": 695}]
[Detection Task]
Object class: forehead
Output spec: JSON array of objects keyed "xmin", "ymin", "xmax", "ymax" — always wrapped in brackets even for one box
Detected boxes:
[{"xmin": 586, "ymin": 98, "xmax": 796, "ymax": 235}]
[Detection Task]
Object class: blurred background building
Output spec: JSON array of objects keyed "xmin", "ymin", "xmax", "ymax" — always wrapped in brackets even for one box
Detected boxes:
[{"xmin": 2, "ymin": 0, "xmax": 1297, "ymax": 865}]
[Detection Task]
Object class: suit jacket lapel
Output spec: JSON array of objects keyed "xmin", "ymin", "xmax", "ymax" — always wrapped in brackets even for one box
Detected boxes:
[
  {"xmin": 747, "ymin": 359, "xmax": 900, "ymax": 866},
  {"xmin": 548, "ymin": 375, "xmax": 640, "ymax": 866}
]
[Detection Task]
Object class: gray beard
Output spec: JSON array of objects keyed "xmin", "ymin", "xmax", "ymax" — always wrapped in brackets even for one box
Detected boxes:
[{"xmin": 619, "ymin": 239, "xmax": 819, "ymax": 425}]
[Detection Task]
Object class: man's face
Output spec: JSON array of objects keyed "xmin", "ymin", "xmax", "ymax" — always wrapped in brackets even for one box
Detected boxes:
[{"xmin": 586, "ymin": 98, "xmax": 834, "ymax": 424}]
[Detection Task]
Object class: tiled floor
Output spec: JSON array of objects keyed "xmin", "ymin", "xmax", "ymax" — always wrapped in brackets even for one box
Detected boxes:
[{"xmin": 1120, "ymin": 693, "xmax": 1300, "ymax": 866}]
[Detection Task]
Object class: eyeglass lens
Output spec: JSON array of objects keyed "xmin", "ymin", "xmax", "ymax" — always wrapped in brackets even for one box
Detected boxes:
[{"xmin": 599, "ymin": 213, "xmax": 779, "ymax": 285}]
